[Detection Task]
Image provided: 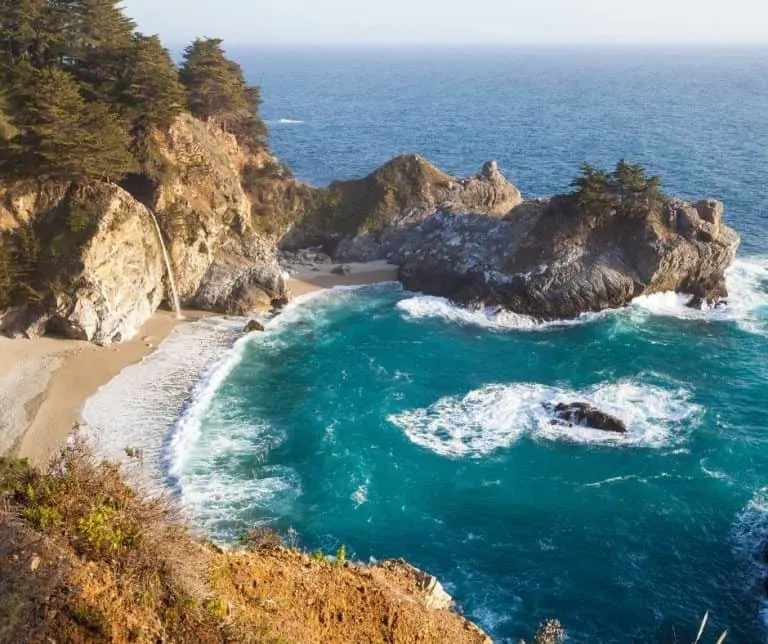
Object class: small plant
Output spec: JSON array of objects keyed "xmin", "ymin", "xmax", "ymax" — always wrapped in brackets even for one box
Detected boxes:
[
  {"xmin": 21, "ymin": 505, "xmax": 61, "ymax": 531},
  {"xmin": 77, "ymin": 505, "xmax": 141, "ymax": 557},
  {"xmin": 236, "ymin": 526, "xmax": 283, "ymax": 549},
  {"xmin": 310, "ymin": 550, "xmax": 327, "ymax": 563},
  {"xmin": 335, "ymin": 544, "xmax": 347, "ymax": 566},
  {"xmin": 203, "ymin": 597, "xmax": 227, "ymax": 620},
  {"xmin": 69, "ymin": 604, "xmax": 110, "ymax": 636}
]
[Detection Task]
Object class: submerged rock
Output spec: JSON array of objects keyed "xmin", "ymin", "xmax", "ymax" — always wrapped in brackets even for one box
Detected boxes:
[{"xmin": 545, "ymin": 402, "xmax": 628, "ymax": 434}]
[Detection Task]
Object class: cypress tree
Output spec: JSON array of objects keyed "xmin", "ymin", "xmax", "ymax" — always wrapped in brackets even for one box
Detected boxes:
[
  {"xmin": 0, "ymin": 67, "xmax": 136, "ymax": 181},
  {"xmin": 180, "ymin": 38, "xmax": 266, "ymax": 149},
  {"xmin": 118, "ymin": 34, "xmax": 186, "ymax": 132}
]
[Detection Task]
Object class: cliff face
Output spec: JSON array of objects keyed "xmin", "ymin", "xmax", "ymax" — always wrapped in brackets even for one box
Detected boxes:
[
  {"xmin": 0, "ymin": 120, "xmax": 741, "ymax": 341},
  {"xmin": 0, "ymin": 115, "xmax": 297, "ymax": 343},
  {"xmin": 0, "ymin": 182, "xmax": 165, "ymax": 344}
]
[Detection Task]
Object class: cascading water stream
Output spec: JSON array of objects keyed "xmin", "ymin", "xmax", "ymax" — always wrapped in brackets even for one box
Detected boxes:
[{"xmin": 147, "ymin": 209, "xmax": 183, "ymax": 319}]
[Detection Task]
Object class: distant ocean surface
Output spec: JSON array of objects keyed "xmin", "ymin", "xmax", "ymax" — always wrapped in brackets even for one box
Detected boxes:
[{"xmin": 86, "ymin": 48, "xmax": 768, "ymax": 642}]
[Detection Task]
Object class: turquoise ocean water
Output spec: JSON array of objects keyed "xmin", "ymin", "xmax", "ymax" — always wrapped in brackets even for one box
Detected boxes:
[{"xmin": 87, "ymin": 48, "xmax": 768, "ymax": 642}]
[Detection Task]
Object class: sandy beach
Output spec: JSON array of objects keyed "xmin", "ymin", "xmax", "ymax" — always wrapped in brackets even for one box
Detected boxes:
[
  {"xmin": 286, "ymin": 260, "xmax": 399, "ymax": 296},
  {"xmin": 0, "ymin": 311, "xmax": 209, "ymax": 466},
  {"xmin": 0, "ymin": 262, "xmax": 399, "ymax": 466}
]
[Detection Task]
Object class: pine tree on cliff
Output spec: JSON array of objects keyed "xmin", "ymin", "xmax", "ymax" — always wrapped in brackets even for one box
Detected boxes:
[
  {"xmin": 570, "ymin": 163, "xmax": 612, "ymax": 213},
  {"xmin": 63, "ymin": 0, "xmax": 137, "ymax": 103},
  {"xmin": 179, "ymin": 38, "xmax": 266, "ymax": 150},
  {"xmin": 0, "ymin": 0, "xmax": 61, "ymax": 75},
  {"xmin": 116, "ymin": 34, "xmax": 187, "ymax": 173},
  {"xmin": 0, "ymin": 68, "xmax": 136, "ymax": 181}
]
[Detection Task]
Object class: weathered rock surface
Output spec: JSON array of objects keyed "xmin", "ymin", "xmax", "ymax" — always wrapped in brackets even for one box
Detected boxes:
[
  {"xmin": 141, "ymin": 114, "xmax": 291, "ymax": 311},
  {"xmin": 243, "ymin": 319, "xmax": 265, "ymax": 333},
  {"xmin": 337, "ymin": 192, "xmax": 739, "ymax": 319},
  {"xmin": 193, "ymin": 253, "xmax": 286, "ymax": 316},
  {"xmin": 545, "ymin": 402, "xmax": 628, "ymax": 433},
  {"xmin": 285, "ymin": 155, "xmax": 523, "ymax": 250},
  {"xmin": 0, "ymin": 183, "xmax": 165, "ymax": 344},
  {"xmin": 0, "ymin": 115, "xmax": 292, "ymax": 343}
]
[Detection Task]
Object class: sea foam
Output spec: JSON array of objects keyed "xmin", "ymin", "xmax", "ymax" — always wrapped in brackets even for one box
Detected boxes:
[
  {"xmin": 396, "ymin": 295, "xmax": 606, "ymax": 331},
  {"xmin": 388, "ymin": 380, "xmax": 701, "ymax": 458},
  {"xmin": 397, "ymin": 256, "xmax": 768, "ymax": 336},
  {"xmin": 81, "ymin": 316, "xmax": 244, "ymax": 487},
  {"xmin": 630, "ymin": 256, "xmax": 768, "ymax": 335}
]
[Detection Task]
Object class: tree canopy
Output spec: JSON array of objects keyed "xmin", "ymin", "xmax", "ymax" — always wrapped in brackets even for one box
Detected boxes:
[
  {"xmin": 0, "ymin": 2, "xmax": 266, "ymax": 182},
  {"xmin": 570, "ymin": 159, "xmax": 665, "ymax": 216},
  {"xmin": 180, "ymin": 38, "xmax": 266, "ymax": 150}
]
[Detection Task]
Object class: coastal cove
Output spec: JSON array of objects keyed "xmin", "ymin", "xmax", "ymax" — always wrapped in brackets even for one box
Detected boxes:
[
  {"xmin": 1, "ymin": 32, "xmax": 767, "ymax": 643},
  {"xmin": 76, "ymin": 255, "xmax": 768, "ymax": 643}
]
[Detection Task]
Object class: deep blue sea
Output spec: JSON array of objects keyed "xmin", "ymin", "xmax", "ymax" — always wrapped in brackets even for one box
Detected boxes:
[{"xmin": 88, "ymin": 47, "xmax": 768, "ymax": 642}]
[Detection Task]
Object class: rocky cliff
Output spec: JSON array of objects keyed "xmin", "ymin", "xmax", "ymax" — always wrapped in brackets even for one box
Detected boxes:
[
  {"xmin": 0, "ymin": 117, "xmax": 740, "ymax": 342},
  {"xmin": 0, "ymin": 116, "xmax": 297, "ymax": 343},
  {"xmin": 334, "ymin": 174, "xmax": 740, "ymax": 318},
  {"xmin": 0, "ymin": 182, "xmax": 165, "ymax": 344}
]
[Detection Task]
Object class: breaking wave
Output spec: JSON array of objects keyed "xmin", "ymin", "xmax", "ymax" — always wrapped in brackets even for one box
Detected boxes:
[
  {"xmin": 630, "ymin": 256, "xmax": 768, "ymax": 335},
  {"xmin": 388, "ymin": 380, "xmax": 701, "ymax": 457},
  {"xmin": 396, "ymin": 295, "xmax": 606, "ymax": 331},
  {"xmin": 396, "ymin": 256, "xmax": 768, "ymax": 337},
  {"xmin": 81, "ymin": 317, "xmax": 244, "ymax": 488}
]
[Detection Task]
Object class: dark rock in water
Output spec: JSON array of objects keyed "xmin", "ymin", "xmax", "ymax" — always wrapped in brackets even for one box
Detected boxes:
[
  {"xmin": 271, "ymin": 296, "xmax": 290, "ymax": 311},
  {"xmin": 243, "ymin": 319, "xmax": 265, "ymax": 333},
  {"xmin": 687, "ymin": 295, "xmax": 704, "ymax": 310},
  {"xmin": 332, "ymin": 264, "xmax": 352, "ymax": 276},
  {"xmin": 545, "ymin": 402, "xmax": 628, "ymax": 434}
]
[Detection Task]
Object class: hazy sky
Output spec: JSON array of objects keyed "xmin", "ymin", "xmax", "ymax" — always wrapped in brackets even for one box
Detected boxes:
[{"xmin": 123, "ymin": 0, "xmax": 768, "ymax": 46}]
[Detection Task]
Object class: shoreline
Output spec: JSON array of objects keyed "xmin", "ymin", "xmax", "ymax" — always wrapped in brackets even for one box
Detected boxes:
[
  {"xmin": 1, "ymin": 310, "xmax": 209, "ymax": 467},
  {"xmin": 285, "ymin": 259, "xmax": 399, "ymax": 297},
  {"xmin": 0, "ymin": 261, "xmax": 400, "ymax": 466}
]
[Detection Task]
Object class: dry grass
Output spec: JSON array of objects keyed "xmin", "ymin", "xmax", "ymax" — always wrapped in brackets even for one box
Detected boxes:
[{"xmin": 0, "ymin": 440, "xmax": 493, "ymax": 643}]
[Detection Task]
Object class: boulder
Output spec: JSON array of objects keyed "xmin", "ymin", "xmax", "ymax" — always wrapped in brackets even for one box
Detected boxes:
[
  {"xmin": 545, "ymin": 402, "xmax": 628, "ymax": 434},
  {"xmin": 243, "ymin": 319, "xmax": 265, "ymax": 333},
  {"xmin": 331, "ymin": 264, "xmax": 352, "ymax": 276},
  {"xmin": 191, "ymin": 254, "xmax": 288, "ymax": 316}
]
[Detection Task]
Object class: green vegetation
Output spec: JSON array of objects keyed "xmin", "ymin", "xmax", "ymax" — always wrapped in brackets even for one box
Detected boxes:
[
  {"xmin": 570, "ymin": 159, "xmax": 666, "ymax": 217},
  {"xmin": 180, "ymin": 38, "xmax": 267, "ymax": 151},
  {"xmin": 0, "ymin": 2, "xmax": 270, "ymax": 312},
  {"xmin": 0, "ymin": 1, "xmax": 265, "ymax": 182}
]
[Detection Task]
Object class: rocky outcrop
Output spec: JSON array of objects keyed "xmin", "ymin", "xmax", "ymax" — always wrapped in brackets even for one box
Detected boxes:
[
  {"xmin": 336, "ymin": 191, "xmax": 739, "ymax": 319},
  {"xmin": 142, "ymin": 114, "xmax": 291, "ymax": 311},
  {"xmin": 0, "ymin": 116, "xmax": 741, "ymax": 341},
  {"xmin": 545, "ymin": 402, "xmax": 627, "ymax": 433},
  {"xmin": 0, "ymin": 115, "xmax": 292, "ymax": 343},
  {"xmin": 283, "ymin": 155, "xmax": 523, "ymax": 249},
  {"xmin": 0, "ymin": 182, "xmax": 165, "ymax": 344}
]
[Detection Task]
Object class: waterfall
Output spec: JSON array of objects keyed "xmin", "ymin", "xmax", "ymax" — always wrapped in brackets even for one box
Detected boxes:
[{"xmin": 147, "ymin": 209, "xmax": 183, "ymax": 319}]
